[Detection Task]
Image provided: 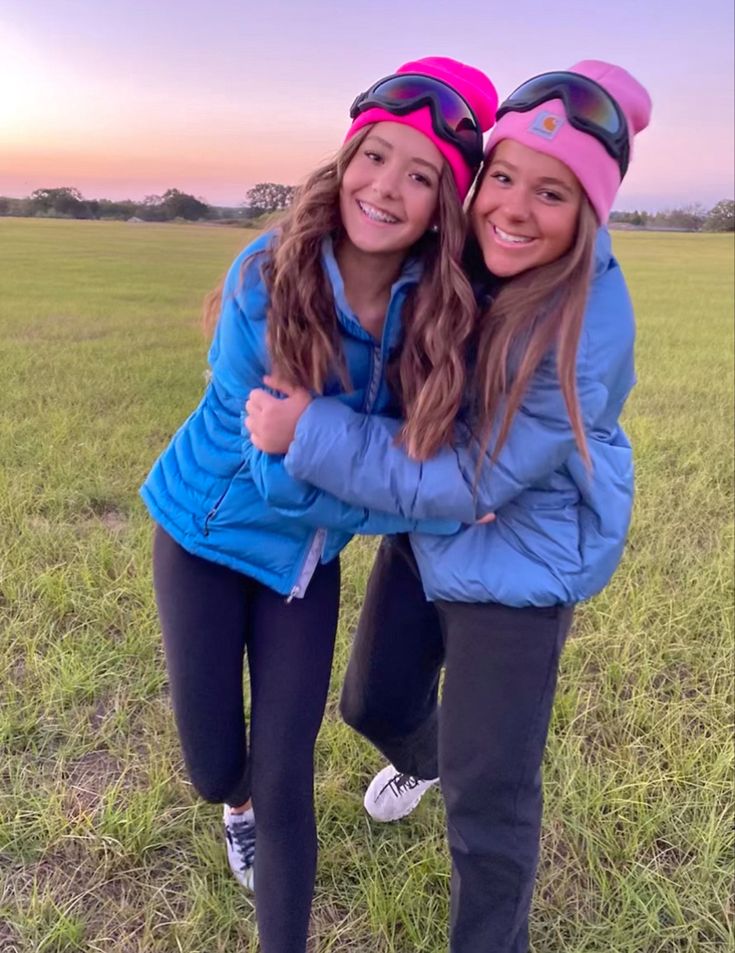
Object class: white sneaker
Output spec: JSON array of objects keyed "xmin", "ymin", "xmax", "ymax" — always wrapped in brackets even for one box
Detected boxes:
[
  {"xmin": 223, "ymin": 804, "xmax": 255, "ymax": 891},
  {"xmin": 363, "ymin": 764, "xmax": 439, "ymax": 822}
]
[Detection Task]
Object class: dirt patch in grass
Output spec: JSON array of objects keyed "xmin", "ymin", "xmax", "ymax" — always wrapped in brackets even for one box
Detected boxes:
[
  {"xmin": 88, "ymin": 696, "xmax": 112, "ymax": 730},
  {"xmin": 0, "ymin": 919, "xmax": 22, "ymax": 953},
  {"xmin": 99, "ymin": 510, "xmax": 128, "ymax": 534},
  {"xmin": 27, "ymin": 515, "xmax": 54, "ymax": 532},
  {"xmin": 309, "ymin": 901, "xmax": 376, "ymax": 952},
  {"xmin": 3, "ymin": 849, "xmax": 151, "ymax": 953},
  {"xmin": 537, "ymin": 825, "xmax": 597, "ymax": 918},
  {"xmin": 63, "ymin": 750, "xmax": 135, "ymax": 821},
  {"xmin": 648, "ymin": 837, "xmax": 696, "ymax": 873},
  {"xmin": 81, "ymin": 499, "xmax": 129, "ymax": 533},
  {"xmin": 2, "ymin": 842, "xmax": 91, "ymax": 903},
  {"xmin": 29, "ymin": 505, "xmax": 129, "ymax": 536}
]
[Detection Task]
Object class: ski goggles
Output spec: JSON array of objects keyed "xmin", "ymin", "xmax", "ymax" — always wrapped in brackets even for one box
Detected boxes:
[
  {"xmin": 496, "ymin": 71, "xmax": 630, "ymax": 179},
  {"xmin": 349, "ymin": 73, "xmax": 484, "ymax": 170}
]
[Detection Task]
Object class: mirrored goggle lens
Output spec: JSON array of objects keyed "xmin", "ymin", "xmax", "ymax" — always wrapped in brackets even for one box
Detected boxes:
[
  {"xmin": 505, "ymin": 73, "xmax": 623, "ymax": 135},
  {"xmin": 370, "ymin": 75, "xmax": 481, "ymax": 145}
]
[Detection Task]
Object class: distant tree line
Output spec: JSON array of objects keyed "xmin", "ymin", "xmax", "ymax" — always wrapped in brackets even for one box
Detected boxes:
[
  {"xmin": 1, "ymin": 185, "xmax": 731, "ymax": 232},
  {"xmin": 0, "ymin": 182, "xmax": 298, "ymax": 223},
  {"xmin": 610, "ymin": 200, "xmax": 734, "ymax": 232},
  {"xmin": 0, "ymin": 187, "xmax": 213, "ymax": 221}
]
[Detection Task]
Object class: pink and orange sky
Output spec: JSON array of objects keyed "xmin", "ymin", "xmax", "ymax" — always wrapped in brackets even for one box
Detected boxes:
[{"xmin": 1, "ymin": 0, "xmax": 733, "ymax": 211}]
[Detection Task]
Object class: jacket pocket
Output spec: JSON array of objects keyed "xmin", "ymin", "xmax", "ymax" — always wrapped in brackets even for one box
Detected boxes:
[
  {"xmin": 202, "ymin": 463, "xmax": 248, "ymax": 536},
  {"xmin": 499, "ymin": 497, "xmax": 582, "ymax": 577}
]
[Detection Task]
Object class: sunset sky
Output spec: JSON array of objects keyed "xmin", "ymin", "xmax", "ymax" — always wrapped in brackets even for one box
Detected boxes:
[{"xmin": 1, "ymin": 0, "xmax": 733, "ymax": 210}]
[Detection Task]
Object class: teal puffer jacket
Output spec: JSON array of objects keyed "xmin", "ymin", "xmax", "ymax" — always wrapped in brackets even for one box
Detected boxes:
[{"xmin": 140, "ymin": 231, "xmax": 459, "ymax": 598}]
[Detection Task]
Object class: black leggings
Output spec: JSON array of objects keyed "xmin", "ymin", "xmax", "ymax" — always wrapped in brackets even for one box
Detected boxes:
[{"xmin": 152, "ymin": 526, "xmax": 340, "ymax": 953}]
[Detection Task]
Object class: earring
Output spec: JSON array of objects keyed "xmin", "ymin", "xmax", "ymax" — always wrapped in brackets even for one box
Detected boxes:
[{"xmin": 429, "ymin": 223, "xmax": 439, "ymax": 234}]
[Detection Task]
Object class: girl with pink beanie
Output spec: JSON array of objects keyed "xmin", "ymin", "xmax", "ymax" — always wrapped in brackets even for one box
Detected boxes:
[
  {"xmin": 142, "ymin": 56, "xmax": 498, "ymax": 953},
  {"xmin": 246, "ymin": 60, "xmax": 652, "ymax": 952}
]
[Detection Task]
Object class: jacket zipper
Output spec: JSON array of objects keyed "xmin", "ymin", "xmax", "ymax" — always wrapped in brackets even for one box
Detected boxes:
[
  {"xmin": 286, "ymin": 528, "xmax": 327, "ymax": 602},
  {"xmin": 203, "ymin": 490, "xmax": 229, "ymax": 536},
  {"xmin": 203, "ymin": 461, "xmax": 249, "ymax": 536},
  {"xmin": 285, "ymin": 345, "xmax": 382, "ymax": 602},
  {"xmin": 365, "ymin": 345, "xmax": 382, "ymax": 413}
]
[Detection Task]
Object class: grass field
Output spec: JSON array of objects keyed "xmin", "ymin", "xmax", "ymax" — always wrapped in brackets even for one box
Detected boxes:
[{"xmin": 0, "ymin": 218, "xmax": 732, "ymax": 953}]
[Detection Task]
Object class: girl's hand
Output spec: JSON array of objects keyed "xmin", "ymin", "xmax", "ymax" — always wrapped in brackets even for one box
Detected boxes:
[
  {"xmin": 475, "ymin": 512, "xmax": 496, "ymax": 525},
  {"xmin": 245, "ymin": 374, "xmax": 312, "ymax": 454}
]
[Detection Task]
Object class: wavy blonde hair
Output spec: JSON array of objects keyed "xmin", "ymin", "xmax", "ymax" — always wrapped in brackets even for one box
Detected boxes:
[
  {"xmin": 469, "ymin": 194, "xmax": 599, "ymax": 469},
  {"xmin": 203, "ymin": 127, "xmax": 476, "ymax": 460}
]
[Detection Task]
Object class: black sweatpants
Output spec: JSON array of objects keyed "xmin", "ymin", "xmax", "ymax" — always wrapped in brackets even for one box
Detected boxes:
[
  {"xmin": 152, "ymin": 526, "xmax": 340, "ymax": 953},
  {"xmin": 340, "ymin": 535, "xmax": 573, "ymax": 953}
]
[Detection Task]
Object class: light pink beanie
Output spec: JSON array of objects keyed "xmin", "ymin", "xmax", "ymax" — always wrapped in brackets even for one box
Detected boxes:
[
  {"xmin": 485, "ymin": 60, "xmax": 652, "ymax": 222},
  {"xmin": 345, "ymin": 57, "xmax": 498, "ymax": 200}
]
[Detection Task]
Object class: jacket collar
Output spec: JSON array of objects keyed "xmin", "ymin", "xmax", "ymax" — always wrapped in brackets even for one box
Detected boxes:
[
  {"xmin": 593, "ymin": 226, "xmax": 613, "ymax": 277},
  {"xmin": 320, "ymin": 235, "xmax": 423, "ymax": 345}
]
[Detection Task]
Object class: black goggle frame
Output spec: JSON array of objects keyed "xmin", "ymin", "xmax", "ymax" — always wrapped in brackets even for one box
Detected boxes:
[
  {"xmin": 496, "ymin": 71, "xmax": 630, "ymax": 179},
  {"xmin": 350, "ymin": 73, "xmax": 484, "ymax": 171}
]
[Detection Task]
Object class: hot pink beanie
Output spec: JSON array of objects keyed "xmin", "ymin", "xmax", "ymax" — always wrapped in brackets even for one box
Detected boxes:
[
  {"xmin": 345, "ymin": 57, "xmax": 498, "ymax": 200},
  {"xmin": 485, "ymin": 60, "xmax": 652, "ymax": 222}
]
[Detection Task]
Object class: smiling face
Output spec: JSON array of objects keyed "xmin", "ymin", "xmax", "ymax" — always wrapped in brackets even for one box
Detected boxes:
[
  {"xmin": 339, "ymin": 121, "xmax": 443, "ymax": 261},
  {"xmin": 470, "ymin": 138, "xmax": 583, "ymax": 277}
]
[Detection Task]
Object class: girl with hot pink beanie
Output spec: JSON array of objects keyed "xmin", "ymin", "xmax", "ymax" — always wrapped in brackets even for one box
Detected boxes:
[
  {"xmin": 345, "ymin": 56, "xmax": 498, "ymax": 201},
  {"xmin": 142, "ymin": 55, "xmax": 499, "ymax": 953}
]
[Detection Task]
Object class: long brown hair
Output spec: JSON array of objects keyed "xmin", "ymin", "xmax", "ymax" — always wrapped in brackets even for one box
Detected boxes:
[
  {"xmin": 203, "ymin": 127, "xmax": 476, "ymax": 460},
  {"xmin": 470, "ymin": 196, "xmax": 599, "ymax": 469},
  {"xmin": 201, "ymin": 133, "xmax": 366, "ymax": 381},
  {"xmin": 394, "ymin": 170, "xmax": 476, "ymax": 459}
]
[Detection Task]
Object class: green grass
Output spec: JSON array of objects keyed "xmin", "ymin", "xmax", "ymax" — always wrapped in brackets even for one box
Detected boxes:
[{"xmin": 0, "ymin": 219, "xmax": 732, "ymax": 952}]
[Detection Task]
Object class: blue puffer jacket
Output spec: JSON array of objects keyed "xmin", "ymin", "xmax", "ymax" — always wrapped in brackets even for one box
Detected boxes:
[
  {"xmin": 140, "ymin": 231, "xmax": 460, "ymax": 599},
  {"xmin": 270, "ymin": 229, "xmax": 636, "ymax": 607}
]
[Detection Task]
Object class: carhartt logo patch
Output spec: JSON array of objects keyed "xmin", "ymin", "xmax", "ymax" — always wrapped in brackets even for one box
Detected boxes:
[{"xmin": 530, "ymin": 111, "xmax": 565, "ymax": 139}]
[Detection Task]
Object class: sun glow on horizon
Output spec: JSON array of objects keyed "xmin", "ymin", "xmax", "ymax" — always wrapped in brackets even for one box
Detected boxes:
[
  {"xmin": 0, "ymin": 18, "xmax": 347, "ymax": 204},
  {"xmin": 0, "ymin": 25, "xmax": 56, "ymax": 141}
]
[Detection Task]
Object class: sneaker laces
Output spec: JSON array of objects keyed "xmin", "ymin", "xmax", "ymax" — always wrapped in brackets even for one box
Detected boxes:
[
  {"xmin": 381, "ymin": 772, "xmax": 423, "ymax": 798},
  {"xmin": 226, "ymin": 816, "xmax": 256, "ymax": 869}
]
